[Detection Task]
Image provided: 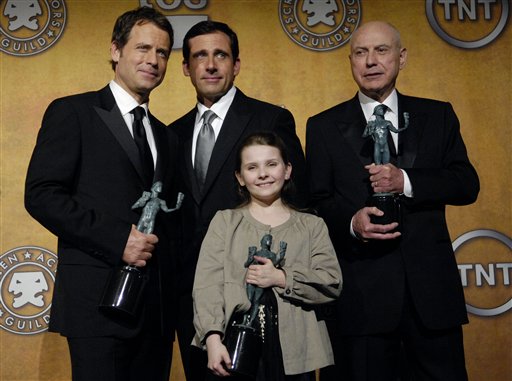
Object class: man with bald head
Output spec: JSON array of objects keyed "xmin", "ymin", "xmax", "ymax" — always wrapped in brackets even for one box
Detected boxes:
[{"xmin": 306, "ymin": 21, "xmax": 479, "ymax": 380}]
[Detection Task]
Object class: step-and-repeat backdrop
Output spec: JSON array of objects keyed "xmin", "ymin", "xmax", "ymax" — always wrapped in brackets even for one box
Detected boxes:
[{"xmin": 0, "ymin": 1, "xmax": 510, "ymax": 380}]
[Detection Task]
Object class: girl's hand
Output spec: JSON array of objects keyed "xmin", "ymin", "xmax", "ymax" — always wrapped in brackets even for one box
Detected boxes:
[
  {"xmin": 205, "ymin": 333, "xmax": 232, "ymax": 377},
  {"xmin": 246, "ymin": 256, "xmax": 286, "ymax": 288}
]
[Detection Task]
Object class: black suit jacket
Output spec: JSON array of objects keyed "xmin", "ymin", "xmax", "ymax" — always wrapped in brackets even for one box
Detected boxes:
[
  {"xmin": 170, "ymin": 88, "xmax": 307, "ymax": 295},
  {"xmin": 306, "ymin": 92, "xmax": 479, "ymax": 334},
  {"xmin": 25, "ymin": 85, "xmax": 180, "ymax": 339}
]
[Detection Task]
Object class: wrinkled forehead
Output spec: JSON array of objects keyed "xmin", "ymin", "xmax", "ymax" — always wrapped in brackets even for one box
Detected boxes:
[{"xmin": 351, "ymin": 23, "xmax": 401, "ymax": 50}]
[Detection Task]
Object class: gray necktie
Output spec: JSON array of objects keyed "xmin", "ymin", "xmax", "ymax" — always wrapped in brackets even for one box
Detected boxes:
[{"xmin": 195, "ymin": 110, "xmax": 217, "ymax": 187}]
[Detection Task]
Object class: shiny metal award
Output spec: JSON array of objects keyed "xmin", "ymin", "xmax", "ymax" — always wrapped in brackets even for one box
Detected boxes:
[
  {"xmin": 223, "ymin": 234, "xmax": 286, "ymax": 378},
  {"xmin": 363, "ymin": 107, "xmax": 409, "ymax": 228},
  {"xmin": 99, "ymin": 181, "xmax": 183, "ymax": 317}
]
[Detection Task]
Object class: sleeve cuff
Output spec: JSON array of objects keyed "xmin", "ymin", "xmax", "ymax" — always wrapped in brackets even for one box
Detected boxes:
[{"xmin": 401, "ymin": 169, "xmax": 414, "ymax": 198}]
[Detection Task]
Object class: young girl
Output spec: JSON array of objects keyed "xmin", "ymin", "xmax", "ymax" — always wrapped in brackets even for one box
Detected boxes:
[{"xmin": 192, "ymin": 132, "xmax": 342, "ymax": 380}]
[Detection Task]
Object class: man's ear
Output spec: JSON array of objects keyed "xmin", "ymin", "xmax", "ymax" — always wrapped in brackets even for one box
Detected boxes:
[
  {"xmin": 233, "ymin": 58, "xmax": 241, "ymax": 77},
  {"xmin": 110, "ymin": 42, "xmax": 120, "ymax": 65},
  {"xmin": 399, "ymin": 48, "xmax": 407, "ymax": 70},
  {"xmin": 182, "ymin": 60, "xmax": 191, "ymax": 77}
]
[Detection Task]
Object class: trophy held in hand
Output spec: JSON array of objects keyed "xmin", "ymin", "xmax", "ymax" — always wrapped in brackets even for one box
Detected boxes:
[
  {"xmin": 223, "ymin": 234, "xmax": 287, "ymax": 378},
  {"xmin": 99, "ymin": 181, "xmax": 183, "ymax": 318},
  {"xmin": 363, "ymin": 105, "xmax": 409, "ymax": 229}
]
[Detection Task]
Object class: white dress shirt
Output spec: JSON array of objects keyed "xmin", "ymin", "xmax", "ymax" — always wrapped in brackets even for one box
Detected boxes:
[{"xmin": 109, "ymin": 80, "xmax": 157, "ymax": 168}]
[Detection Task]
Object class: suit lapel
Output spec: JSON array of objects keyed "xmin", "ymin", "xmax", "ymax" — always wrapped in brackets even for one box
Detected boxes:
[
  {"xmin": 177, "ymin": 109, "xmax": 202, "ymax": 204},
  {"xmin": 94, "ymin": 86, "xmax": 147, "ymax": 186},
  {"xmin": 337, "ymin": 95, "xmax": 374, "ymax": 166},
  {"xmin": 397, "ymin": 93, "xmax": 424, "ymax": 168}
]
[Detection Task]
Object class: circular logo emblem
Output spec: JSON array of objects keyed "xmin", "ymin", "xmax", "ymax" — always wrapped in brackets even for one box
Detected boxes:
[
  {"xmin": 279, "ymin": 0, "xmax": 361, "ymax": 52},
  {"xmin": 0, "ymin": 0, "xmax": 67, "ymax": 57},
  {"xmin": 426, "ymin": 0, "xmax": 509, "ymax": 49},
  {"xmin": 0, "ymin": 246, "xmax": 57, "ymax": 334},
  {"xmin": 453, "ymin": 230, "xmax": 512, "ymax": 317}
]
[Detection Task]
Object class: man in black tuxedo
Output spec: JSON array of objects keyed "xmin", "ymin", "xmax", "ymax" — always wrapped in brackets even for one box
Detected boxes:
[
  {"xmin": 306, "ymin": 21, "xmax": 479, "ymax": 381},
  {"xmin": 169, "ymin": 20, "xmax": 307, "ymax": 380},
  {"xmin": 25, "ymin": 7, "xmax": 178, "ymax": 381}
]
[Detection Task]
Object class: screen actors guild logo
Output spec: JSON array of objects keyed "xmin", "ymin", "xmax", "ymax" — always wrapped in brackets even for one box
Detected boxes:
[
  {"xmin": 0, "ymin": 246, "xmax": 57, "ymax": 334},
  {"xmin": 0, "ymin": 0, "xmax": 67, "ymax": 56},
  {"xmin": 9, "ymin": 272, "xmax": 49, "ymax": 308},
  {"xmin": 279, "ymin": 0, "xmax": 361, "ymax": 51},
  {"xmin": 4, "ymin": 0, "xmax": 42, "ymax": 31},
  {"xmin": 303, "ymin": 0, "xmax": 338, "ymax": 26}
]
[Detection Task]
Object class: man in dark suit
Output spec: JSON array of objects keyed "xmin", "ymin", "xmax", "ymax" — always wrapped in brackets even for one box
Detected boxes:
[
  {"xmin": 25, "ymin": 7, "xmax": 178, "ymax": 381},
  {"xmin": 169, "ymin": 20, "xmax": 307, "ymax": 380},
  {"xmin": 306, "ymin": 21, "xmax": 479, "ymax": 381}
]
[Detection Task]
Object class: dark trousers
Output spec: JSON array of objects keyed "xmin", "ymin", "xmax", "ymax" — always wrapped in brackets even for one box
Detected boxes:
[
  {"xmin": 67, "ymin": 333, "xmax": 172, "ymax": 381},
  {"xmin": 178, "ymin": 293, "xmax": 209, "ymax": 381},
  {"xmin": 206, "ymin": 372, "xmax": 315, "ymax": 381},
  {"xmin": 320, "ymin": 291, "xmax": 468, "ymax": 381}
]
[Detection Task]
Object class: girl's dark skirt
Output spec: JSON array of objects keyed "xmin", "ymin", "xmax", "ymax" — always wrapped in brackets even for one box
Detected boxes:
[{"xmin": 219, "ymin": 288, "xmax": 314, "ymax": 381}]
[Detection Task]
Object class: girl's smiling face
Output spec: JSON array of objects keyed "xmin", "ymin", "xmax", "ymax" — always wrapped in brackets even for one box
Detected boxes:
[{"xmin": 235, "ymin": 144, "xmax": 292, "ymax": 205}]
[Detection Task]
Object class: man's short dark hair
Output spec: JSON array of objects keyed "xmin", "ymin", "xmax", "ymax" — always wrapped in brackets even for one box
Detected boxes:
[
  {"xmin": 110, "ymin": 6, "xmax": 174, "ymax": 71},
  {"xmin": 182, "ymin": 20, "xmax": 239, "ymax": 64}
]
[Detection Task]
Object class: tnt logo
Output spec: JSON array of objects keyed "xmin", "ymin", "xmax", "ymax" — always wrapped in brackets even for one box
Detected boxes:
[
  {"xmin": 454, "ymin": 230, "xmax": 511, "ymax": 317},
  {"xmin": 0, "ymin": 246, "xmax": 57, "ymax": 334},
  {"xmin": 426, "ymin": 0, "xmax": 509, "ymax": 49},
  {"xmin": 0, "ymin": 0, "xmax": 67, "ymax": 56}
]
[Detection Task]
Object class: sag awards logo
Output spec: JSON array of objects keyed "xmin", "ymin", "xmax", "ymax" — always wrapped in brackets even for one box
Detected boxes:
[
  {"xmin": 279, "ymin": 0, "xmax": 361, "ymax": 51},
  {"xmin": 426, "ymin": 0, "xmax": 509, "ymax": 49},
  {"xmin": 0, "ymin": 246, "xmax": 57, "ymax": 334},
  {"xmin": 0, "ymin": 0, "xmax": 67, "ymax": 56},
  {"xmin": 454, "ymin": 230, "xmax": 512, "ymax": 317}
]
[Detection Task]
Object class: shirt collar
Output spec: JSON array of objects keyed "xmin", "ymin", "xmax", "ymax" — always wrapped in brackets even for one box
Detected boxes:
[
  {"xmin": 109, "ymin": 80, "xmax": 148, "ymax": 117},
  {"xmin": 358, "ymin": 89, "xmax": 398, "ymax": 121},
  {"xmin": 196, "ymin": 86, "xmax": 237, "ymax": 121}
]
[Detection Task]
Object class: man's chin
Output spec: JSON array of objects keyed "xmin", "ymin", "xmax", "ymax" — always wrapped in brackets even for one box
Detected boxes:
[{"xmin": 138, "ymin": 80, "xmax": 162, "ymax": 93}]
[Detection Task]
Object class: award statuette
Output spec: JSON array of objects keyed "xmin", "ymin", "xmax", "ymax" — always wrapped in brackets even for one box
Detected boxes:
[
  {"xmin": 99, "ymin": 181, "xmax": 183, "ymax": 317},
  {"xmin": 362, "ymin": 105, "xmax": 409, "ymax": 228},
  {"xmin": 223, "ymin": 234, "xmax": 287, "ymax": 378}
]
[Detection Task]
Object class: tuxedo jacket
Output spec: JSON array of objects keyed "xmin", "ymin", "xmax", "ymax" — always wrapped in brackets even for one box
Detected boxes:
[
  {"xmin": 306, "ymin": 92, "xmax": 479, "ymax": 335},
  {"xmin": 170, "ymin": 88, "xmax": 308, "ymax": 295},
  {"xmin": 25, "ymin": 85, "xmax": 180, "ymax": 339}
]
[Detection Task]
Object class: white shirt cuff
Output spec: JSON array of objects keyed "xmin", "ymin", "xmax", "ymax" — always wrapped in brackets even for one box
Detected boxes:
[{"xmin": 401, "ymin": 169, "xmax": 413, "ymax": 197}]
